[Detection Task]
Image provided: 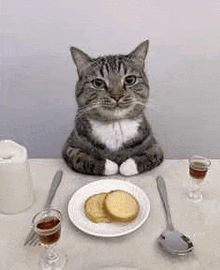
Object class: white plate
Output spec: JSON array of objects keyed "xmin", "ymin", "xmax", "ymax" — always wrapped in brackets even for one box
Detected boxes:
[{"xmin": 68, "ymin": 179, "xmax": 150, "ymax": 237}]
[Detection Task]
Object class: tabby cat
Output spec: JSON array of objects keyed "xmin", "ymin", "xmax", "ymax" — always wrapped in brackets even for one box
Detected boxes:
[{"xmin": 62, "ymin": 41, "xmax": 163, "ymax": 176}]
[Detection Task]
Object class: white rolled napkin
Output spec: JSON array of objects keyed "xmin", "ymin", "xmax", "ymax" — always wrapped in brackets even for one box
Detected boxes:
[{"xmin": 0, "ymin": 140, "xmax": 34, "ymax": 214}]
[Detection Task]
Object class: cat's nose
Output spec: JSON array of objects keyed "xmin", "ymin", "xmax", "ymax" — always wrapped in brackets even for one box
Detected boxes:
[
  {"xmin": 109, "ymin": 88, "xmax": 123, "ymax": 102},
  {"xmin": 111, "ymin": 94, "xmax": 122, "ymax": 102}
]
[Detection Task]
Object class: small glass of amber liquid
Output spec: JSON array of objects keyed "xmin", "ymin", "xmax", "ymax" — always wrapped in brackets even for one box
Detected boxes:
[
  {"xmin": 32, "ymin": 209, "xmax": 66, "ymax": 270},
  {"xmin": 188, "ymin": 155, "xmax": 211, "ymax": 201}
]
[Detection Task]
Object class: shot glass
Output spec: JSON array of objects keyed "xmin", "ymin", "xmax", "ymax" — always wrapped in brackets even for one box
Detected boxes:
[
  {"xmin": 32, "ymin": 209, "xmax": 66, "ymax": 270},
  {"xmin": 188, "ymin": 155, "xmax": 211, "ymax": 201}
]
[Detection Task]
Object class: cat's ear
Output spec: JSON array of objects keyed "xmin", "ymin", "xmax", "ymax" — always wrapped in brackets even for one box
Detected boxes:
[
  {"xmin": 70, "ymin": 47, "xmax": 91, "ymax": 75},
  {"xmin": 127, "ymin": 40, "xmax": 149, "ymax": 68}
]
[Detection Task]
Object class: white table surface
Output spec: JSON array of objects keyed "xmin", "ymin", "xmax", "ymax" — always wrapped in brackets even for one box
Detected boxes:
[{"xmin": 1, "ymin": 159, "xmax": 220, "ymax": 270}]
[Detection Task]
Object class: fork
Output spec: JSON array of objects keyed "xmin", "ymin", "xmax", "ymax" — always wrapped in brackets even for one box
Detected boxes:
[{"xmin": 24, "ymin": 170, "xmax": 63, "ymax": 246}]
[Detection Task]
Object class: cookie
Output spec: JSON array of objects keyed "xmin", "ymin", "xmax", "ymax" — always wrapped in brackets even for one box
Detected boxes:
[
  {"xmin": 84, "ymin": 193, "xmax": 112, "ymax": 223},
  {"xmin": 104, "ymin": 190, "xmax": 139, "ymax": 222}
]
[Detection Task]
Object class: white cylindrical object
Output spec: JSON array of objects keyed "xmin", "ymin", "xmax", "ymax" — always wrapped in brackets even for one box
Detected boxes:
[{"xmin": 0, "ymin": 140, "xmax": 34, "ymax": 214}]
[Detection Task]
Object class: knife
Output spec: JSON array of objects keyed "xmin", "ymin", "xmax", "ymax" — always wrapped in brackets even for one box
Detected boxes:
[{"xmin": 24, "ymin": 170, "xmax": 63, "ymax": 246}]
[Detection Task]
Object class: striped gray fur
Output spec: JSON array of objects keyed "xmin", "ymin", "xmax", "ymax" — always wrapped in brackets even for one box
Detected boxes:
[{"xmin": 62, "ymin": 41, "xmax": 163, "ymax": 176}]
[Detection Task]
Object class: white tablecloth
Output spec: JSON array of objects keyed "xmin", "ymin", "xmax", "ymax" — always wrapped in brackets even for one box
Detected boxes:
[{"xmin": 1, "ymin": 159, "xmax": 220, "ymax": 270}]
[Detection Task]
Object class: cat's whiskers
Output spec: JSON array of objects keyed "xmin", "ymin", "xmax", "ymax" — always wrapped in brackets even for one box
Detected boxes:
[
  {"xmin": 76, "ymin": 98, "xmax": 117, "ymax": 120},
  {"xmin": 119, "ymin": 100, "xmax": 146, "ymax": 108},
  {"xmin": 76, "ymin": 99, "xmax": 147, "ymax": 121},
  {"xmin": 76, "ymin": 103, "xmax": 104, "ymax": 120},
  {"xmin": 146, "ymin": 98, "xmax": 160, "ymax": 112}
]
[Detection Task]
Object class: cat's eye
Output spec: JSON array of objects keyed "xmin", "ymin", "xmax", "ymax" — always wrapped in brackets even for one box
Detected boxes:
[
  {"xmin": 124, "ymin": 75, "xmax": 136, "ymax": 85},
  {"xmin": 92, "ymin": 79, "xmax": 106, "ymax": 89}
]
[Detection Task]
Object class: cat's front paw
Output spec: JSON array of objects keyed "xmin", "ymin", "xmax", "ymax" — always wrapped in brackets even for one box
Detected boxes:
[
  {"xmin": 119, "ymin": 158, "xmax": 138, "ymax": 176},
  {"xmin": 104, "ymin": 159, "xmax": 119, "ymax": 175}
]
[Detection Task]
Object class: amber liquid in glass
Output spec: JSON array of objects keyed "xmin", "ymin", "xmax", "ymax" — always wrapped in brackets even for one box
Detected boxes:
[
  {"xmin": 189, "ymin": 161, "xmax": 208, "ymax": 179},
  {"xmin": 37, "ymin": 217, "xmax": 61, "ymax": 245}
]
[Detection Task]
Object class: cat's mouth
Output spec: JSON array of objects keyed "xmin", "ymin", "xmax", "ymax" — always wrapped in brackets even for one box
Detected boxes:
[
  {"xmin": 104, "ymin": 100, "xmax": 133, "ymax": 111},
  {"xmin": 83, "ymin": 97, "xmax": 146, "ymax": 121},
  {"xmin": 114, "ymin": 102, "xmax": 130, "ymax": 109},
  {"xmin": 101, "ymin": 103, "xmax": 144, "ymax": 120},
  {"xmin": 110, "ymin": 96, "xmax": 135, "ymax": 109}
]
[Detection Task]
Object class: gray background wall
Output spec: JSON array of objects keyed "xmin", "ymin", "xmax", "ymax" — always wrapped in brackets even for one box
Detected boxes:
[{"xmin": 1, "ymin": 0, "xmax": 220, "ymax": 159}]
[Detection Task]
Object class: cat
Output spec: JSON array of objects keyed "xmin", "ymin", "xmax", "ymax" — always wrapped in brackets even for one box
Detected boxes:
[{"xmin": 62, "ymin": 40, "xmax": 164, "ymax": 176}]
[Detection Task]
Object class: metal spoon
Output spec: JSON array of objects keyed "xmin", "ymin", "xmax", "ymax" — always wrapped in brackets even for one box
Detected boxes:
[{"xmin": 156, "ymin": 175, "xmax": 194, "ymax": 255}]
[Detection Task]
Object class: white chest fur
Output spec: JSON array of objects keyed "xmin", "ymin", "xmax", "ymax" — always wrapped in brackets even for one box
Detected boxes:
[{"xmin": 90, "ymin": 118, "xmax": 141, "ymax": 151}]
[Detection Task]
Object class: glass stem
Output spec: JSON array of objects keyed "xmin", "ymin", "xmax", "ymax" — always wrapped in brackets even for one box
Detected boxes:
[
  {"xmin": 45, "ymin": 244, "xmax": 60, "ymax": 262},
  {"xmin": 188, "ymin": 176, "xmax": 203, "ymax": 201}
]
